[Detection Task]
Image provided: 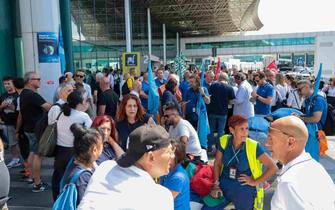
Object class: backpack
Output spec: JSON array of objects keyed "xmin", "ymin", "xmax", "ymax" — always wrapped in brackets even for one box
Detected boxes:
[
  {"xmin": 122, "ymin": 77, "xmax": 133, "ymax": 96},
  {"xmin": 190, "ymin": 164, "xmax": 214, "ymax": 196},
  {"xmin": 34, "ymin": 103, "xmax": 62, "ymax": 141},
  {"xmin": 52, "ymin": 168, "xmax": 85, "ymax": 210}
]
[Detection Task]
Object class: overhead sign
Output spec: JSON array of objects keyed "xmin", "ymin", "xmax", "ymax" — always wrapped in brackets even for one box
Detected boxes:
[{"xmin": 122, "ymin": 52, "xmax": 141, "ymax": 75}]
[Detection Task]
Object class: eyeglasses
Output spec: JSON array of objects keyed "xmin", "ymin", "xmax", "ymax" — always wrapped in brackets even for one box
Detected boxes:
[
  {"xmin": 30, "ymin": 78, "xmax": 41, "ymax": 81},
  {"xmin": 268, "ymin": 126, "xmax": 293, "ymax": 137},
  {"xmin": 76, "ymin": 75, "xmax": 85, "ymax": 78}
]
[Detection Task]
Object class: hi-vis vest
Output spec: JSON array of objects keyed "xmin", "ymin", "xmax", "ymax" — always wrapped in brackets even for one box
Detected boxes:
[{"xmin": 220, "ymin": 135, "xmax": 264, "ymax": 210}]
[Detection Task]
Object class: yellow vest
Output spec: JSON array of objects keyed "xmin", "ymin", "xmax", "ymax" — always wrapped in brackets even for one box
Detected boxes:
[{"xmin": 219, "ymin": 135, "xmax": 264, "ymax": 210}]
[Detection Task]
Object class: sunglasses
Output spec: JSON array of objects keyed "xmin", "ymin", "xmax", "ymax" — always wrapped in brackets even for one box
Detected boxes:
[
  {"xmin": 76, "ymin": 75, "xmax": 85, "ymax": 78},
  {"xmin": 30, "ymin": 78, "xmax": 41, "ymax": 81}
]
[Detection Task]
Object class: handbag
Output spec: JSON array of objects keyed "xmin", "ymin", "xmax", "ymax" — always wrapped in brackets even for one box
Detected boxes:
[{"xmin": 38, "ymin": 111, "xmax": 62, "ymax": 157}]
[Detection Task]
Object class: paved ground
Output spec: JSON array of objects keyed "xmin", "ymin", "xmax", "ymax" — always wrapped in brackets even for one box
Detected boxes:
[{"xmin": 4, "ymin": 137, "xmax": 335, "ymax": 210}]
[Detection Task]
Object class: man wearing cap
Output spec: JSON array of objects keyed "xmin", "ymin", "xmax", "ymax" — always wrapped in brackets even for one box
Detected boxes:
[
  {"xmin": 78, "ymin": 124, "xmax": 174, "ymax": 210},
  {"xmin": 266, "ymin": 116, "xmax": 334, "ymax": 210}
]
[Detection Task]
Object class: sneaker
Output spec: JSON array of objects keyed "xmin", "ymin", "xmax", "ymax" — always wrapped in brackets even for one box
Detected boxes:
[
  {"xmin": 32, "ymin": 182, "xmax": 48, "ymax": 193},
  {"xmin": 6, "ymin": 158, "xmax": 21, "ymax": 168},
  {"xmin": 21, "ymin": 175, "xmax": 33, "ymax": 183}
]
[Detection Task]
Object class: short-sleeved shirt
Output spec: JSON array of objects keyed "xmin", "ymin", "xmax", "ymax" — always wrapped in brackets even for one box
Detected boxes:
[
  {"xmin": 305, "ymin": 95, "xmax": 328, "ymax": 129},
  {"xmin": 19, "ymin": 89, "xmax": 46, "ymax": 132},
  {"xmin": 160, "ymin": 164, "xmax": 190, "ymax": 210},
  {"xmin": 168, "ymin": 119, "xmax": 202, "ymax": 156},
  {"xmin": 155, "ymin": 78, "xmax": 167, "ymax": 87},
  {"xmin": 218, "ymin": 136, "xmax": 264, "ymax": 192},
  {"xmin": 116, "ymin": 116, "xmax": 149, "ymax": 151},
  {"xmin": 57, "ymin": 109, "xmax": 92, "ymax": 147},
  {"xmin": 255, "ymin": 82, "xmax": 274, "ymax": 115},
  {"xmin": 140, "ymin": 80, "xmax": 150, "ymax": 110},
  {"xmin": 62, "ymin": 162, "xmax": 94, "ymax": 205},
  {"xmin": 97, "ymin": 89, "xmax": 119, "ymax": 118},
  {"xmin": 208, "ymin": 82, "xmax": 235, "ymax": 115},
  {"xmin": 0, "ymin": 92, "xmax": 18, "ymax": 125}
]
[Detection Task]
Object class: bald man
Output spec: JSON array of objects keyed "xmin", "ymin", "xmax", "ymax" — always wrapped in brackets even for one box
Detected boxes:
[
  {"xmin": 266, "ymin": 116, "xmax": 335, "ymax": 210},
  {"xmin": 98, "ymin": 76, "xmax": 119, "ymax": 118}
]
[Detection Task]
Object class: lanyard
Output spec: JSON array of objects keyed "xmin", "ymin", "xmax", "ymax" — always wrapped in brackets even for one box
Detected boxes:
[
  {"xmin": 226, "ymin": 145, "xmax": 242, "ymax": 166},
  {"xmin": 279, "ymin": 159, "xmax": 312, "ymax": 177}
]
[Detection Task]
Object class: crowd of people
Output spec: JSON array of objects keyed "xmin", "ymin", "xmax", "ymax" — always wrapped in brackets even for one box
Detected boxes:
[{"xmin": 0, "ymin": 64, "xmax": 334, "ymax": 210}]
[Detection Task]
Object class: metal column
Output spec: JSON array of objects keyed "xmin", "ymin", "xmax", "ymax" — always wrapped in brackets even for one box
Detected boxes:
[
  {"xmin": 124, "ymin": 0, "xmax": 132, "ymax": 52},
  {"xmin": 147, "ymin": 8, "xmax": 152, "ymax": 56},
  {"xmin": 163, "ymin": 23, "xmax": 166, "ymax": 65},
  {"xmin": 176, "ymin": 32, "xmax": 179, "ymax": 57},
  {"xmin": 59, "ymin": 0, "xmax": 74, "ymax": 72}
]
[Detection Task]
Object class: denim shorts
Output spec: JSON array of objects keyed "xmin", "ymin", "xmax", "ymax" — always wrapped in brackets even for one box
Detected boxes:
[
  {"xmin": 24, "ymin": 132, "xmax": 39, "ymax": 154},
  {"xmin": 2, "ymin": 125, "xmax": 17, "ymax": 147}
]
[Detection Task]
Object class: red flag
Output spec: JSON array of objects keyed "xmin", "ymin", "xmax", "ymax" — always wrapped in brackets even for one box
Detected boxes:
[
  {"xmin": 214, "ymin": 57, "xmax": 221, "ymax": 80},
  {"xmin": 267, "ymin": 60, "xmax": 278, "ymax": 73}
]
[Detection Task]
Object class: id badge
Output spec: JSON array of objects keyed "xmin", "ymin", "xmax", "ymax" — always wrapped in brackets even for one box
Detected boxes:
[
  {"xmin": 192, "ymin": 107, "xmax": 196, "ymax": 112},
  {"xmin": 229, "ymin": 166, "xmax": 237, "ymax": 179}
]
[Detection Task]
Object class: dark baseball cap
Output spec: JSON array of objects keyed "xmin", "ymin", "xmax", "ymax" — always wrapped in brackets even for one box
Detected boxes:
[{"xmin": 117, "ymin": 124, "xmax": 172, "ymax": 168}]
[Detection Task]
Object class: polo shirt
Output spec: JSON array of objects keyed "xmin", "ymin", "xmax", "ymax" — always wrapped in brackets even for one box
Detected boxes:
[
  {"xmin": 255, "ymin": 82, "xmax": 274, "ymax": 115},
  {"xmin": 78, "ymin": 160, "xmax": 174, "ymax": 210},
  {"xmin": 271, "ymin": 152, "xmax": 335, "ymax": 210}
]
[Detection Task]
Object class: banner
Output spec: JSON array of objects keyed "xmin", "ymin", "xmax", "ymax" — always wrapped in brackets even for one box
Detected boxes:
[{"xmin": 37, "ymin": 32, "xmax": 59, "ymax": 63}]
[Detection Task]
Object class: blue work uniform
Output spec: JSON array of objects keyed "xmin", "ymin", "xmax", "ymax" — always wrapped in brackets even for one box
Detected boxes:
[
  {"xmin": 304, "ymin": 95, "xmax": 327, "ymax": 161},
  {"xmin": 218, "ymin": 136, "xmax": 265, "ymax": 210},
  {"xmin": 255, "ymin": 82, "xmax": 274, "ymax": 115},
  {"xmin": 140, "ymin": 80, "xmax": 150, "ymax": 110},
  {"xmin": 185, "ymin": 87, "xmax": 209, "ymax": 129}
]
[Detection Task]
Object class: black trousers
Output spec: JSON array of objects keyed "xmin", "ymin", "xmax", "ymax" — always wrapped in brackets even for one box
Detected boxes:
[{"xmin": 52, "ymin": 145, "xmax": 73, "ymax": 201}]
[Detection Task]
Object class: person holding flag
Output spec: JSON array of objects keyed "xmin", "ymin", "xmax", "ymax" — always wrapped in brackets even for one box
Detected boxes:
[
  {"xmin": 183, "ymin": 73, "xmax": 210, "ymax": 131},
  {"xmin": 292, "ymin": 64, "xmax": 328, "ymax": 161},
  {"xmin": 196, "ymin": 63, "xmax": 211, "ymax": 149}
]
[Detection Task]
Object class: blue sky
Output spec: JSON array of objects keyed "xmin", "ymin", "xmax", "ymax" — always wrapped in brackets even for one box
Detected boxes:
[{"xmin": 248, "ymin": 0, "xmax": 335, "ymax": 34}]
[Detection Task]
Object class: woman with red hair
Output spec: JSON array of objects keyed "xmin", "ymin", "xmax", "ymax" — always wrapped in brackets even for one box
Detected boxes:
[
  {"xmin": 92, "ymin": 115, "xmax": 124, "ymax": 165},
  {"xmin": 207, "ymin": 115, "xmax": 277, "ymax": 210},
  {"xmin": 115, "ymin": 94, "xmax": 154, "ymax": 150}
]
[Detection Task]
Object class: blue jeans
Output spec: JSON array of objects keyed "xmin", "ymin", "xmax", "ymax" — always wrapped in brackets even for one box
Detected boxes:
[{"xmin": 208, "ymin": 114, "xmax": 227, "ymax": 148}]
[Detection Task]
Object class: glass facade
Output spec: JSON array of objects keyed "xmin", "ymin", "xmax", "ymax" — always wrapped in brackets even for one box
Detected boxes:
[
  {"xmin": 185, "ymin": 37, "xmax": 315, "ymax": 50},
  {"xmin": 70, "ymin": 0, "xmax": 177, "ymax": 70}
]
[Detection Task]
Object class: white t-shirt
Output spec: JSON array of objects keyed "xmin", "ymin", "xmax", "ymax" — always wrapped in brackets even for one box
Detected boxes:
[
  {"xmin": 78, "ymin": 160, "xmax": 174, "ymax": 210},
  {"xmin": 56, "ymin": 109, "xmax": 92, "ymax": 147},
  {"xmin": 48, "ymin": 99, "xmax": 66, "ymax": 125},
  {"xmin": 169, "ymin": 119, "xmax": 202, "ymax": 156},
  {"xmin": 271, "ymin": 152, "xmax": 335, "ymax": 210}
]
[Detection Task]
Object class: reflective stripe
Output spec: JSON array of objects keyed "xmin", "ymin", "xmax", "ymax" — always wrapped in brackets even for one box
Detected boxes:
[{"xmin": 219, "ymin": 135, "xmax": 264, "ymax": 210}]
